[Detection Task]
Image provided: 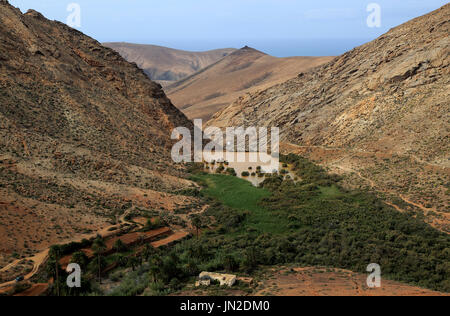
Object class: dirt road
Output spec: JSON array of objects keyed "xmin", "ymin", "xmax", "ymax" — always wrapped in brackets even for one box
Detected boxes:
[
  {"xmin": 151, "ymin": 231, "xmax": 190, "ymax": 248},
  {"xmin": 0, "ymin": 250, "xmax": 49, "ymax": 289},
  {"xmin": 0, "ymin": 210, "xmax": 136, "ymax": 289}
]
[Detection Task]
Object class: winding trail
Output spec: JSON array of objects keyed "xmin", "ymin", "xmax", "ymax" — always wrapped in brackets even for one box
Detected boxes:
[
  {"xmin": 0, "ymin": 210, "xmax": 136, "ymax": 289},
  {"xmin": 334, "ymin": 164, "xmax": 448, "ymax": 219},
  {"xmin": 284, "ymin": 142, "xmax": 449, "ymax": 229},
  {"xmin": 384, "ymin": 201, "xmax": 406, "ymax": 213},
  {"xmin": 0, "ymin": 250, "xmax": 49, "ymax": 290},
  {"xmin": 151, "ymin": 231, "xmax": 190, "ymax": 248},
  {"xmin": 285, "ymin": 142, "xmax": 449, "ymax": 169},
  {"xmin": 177, "ymin": 204, "xmax": 209, "ymax": 230}
]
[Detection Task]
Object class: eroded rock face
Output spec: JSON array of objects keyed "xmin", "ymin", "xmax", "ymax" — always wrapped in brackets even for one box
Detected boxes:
[
  {"xmin": 209, "ymin": 4, "xmax": 449, "ymax": 162},
  {"xmin": 0, "ymin": 1, "xmax": 192, "ymax": 169},
  {"xmin": 0, "ymin": 2, "xmax": 196, "ymax": 260}
]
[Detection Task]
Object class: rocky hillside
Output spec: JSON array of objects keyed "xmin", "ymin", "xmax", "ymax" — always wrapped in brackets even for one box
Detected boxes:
[
  {"xmin": 103, "ymin": 42, "xmax": 236, "ymax": 86},
  {"xmin": 167, "ymin": 46, "xmax": 332, "ymax": 120},
  {"xmin": 0, "ymin": 1, "xmax": 198, "ymax": 266},
  {"xmin": 210, "ymin": 5, "xmax": 450, "ymax": 231}
]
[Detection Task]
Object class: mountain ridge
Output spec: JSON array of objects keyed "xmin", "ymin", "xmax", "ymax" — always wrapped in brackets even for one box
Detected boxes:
[
  {"xmin": 103, "ymin": 42, "xmax": 236, "ymax": 85},
  {"xmin": 166, "ymin": 45, "xmax": 333, "ymax": 120},
  {"xmin": 209, "ymin": 4, "xmax": 450, "ymax": 231}
]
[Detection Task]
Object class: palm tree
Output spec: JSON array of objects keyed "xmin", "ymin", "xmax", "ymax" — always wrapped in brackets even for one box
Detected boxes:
[
  {"xmin": 145, "ymin": 218, "xmax": 154, "ymax": 230},
  {"xmin": 117, "ymin": 254, "xmax": 128, "ymax": 267},
  {"xmin": 92, "ymin": 237, "xmax": 106, "ymax": 283},
  {"xmin": 71, "ymin": 251, "xmax": 88, "ymax": 269},
  {"xmin": 224, "ymin": 255, "xmax": 238, "ymax": 272},
  {"xmin": 149, "ymin": 256, "xmax": 162, "ymax": 283},
  {"xmin": 191, "ymin": 216, "xmax": 202, "ymax": 239},
  {"xmin": 186, "ymin": 260, "xmax": 199, "ymax": 275},
  {"xmin": 112, "ymin": 239, "xmax": 126, "ymax": 253},
  {"xmin": 48, "ymin": 245, "xmax": 62, "ymax": 296},
  {"xmin": 142, "ymin": 244, "xmax": 153, "ymax": 262},
  {"xmin": 128, "ymin": 256, "xmax": 139, "ymax": 271}
]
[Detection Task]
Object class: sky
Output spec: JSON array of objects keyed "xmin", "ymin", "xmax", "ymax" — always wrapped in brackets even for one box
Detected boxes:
[{"xmin": 9, "ymin": 0, "xmax": 449, "ymax": 57}]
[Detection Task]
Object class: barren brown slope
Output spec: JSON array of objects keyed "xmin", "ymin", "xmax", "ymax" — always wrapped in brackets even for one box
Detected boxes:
[
  {"xmin": 0, "ymin": 1, "xmax": 197, "ymax": 273},
  {"xmin": 254, "ymin": 267, "xmax": 449, "ymax": 297},
  {"xmin": 210, "ymin": 5, "xmax": 450, "ymax": 231},
  {"xmin": 166, "ymin": 46, "xmax": 333, "ymax": 120},
  {"xmin": 103, "ymin": 42, "xmax": 236, "ymax": 86}
]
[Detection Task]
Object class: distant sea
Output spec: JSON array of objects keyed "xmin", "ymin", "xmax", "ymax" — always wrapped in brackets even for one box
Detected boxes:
[{"xmin": 139, "ymin": 38, "xmax": 373, "ymax": 57}]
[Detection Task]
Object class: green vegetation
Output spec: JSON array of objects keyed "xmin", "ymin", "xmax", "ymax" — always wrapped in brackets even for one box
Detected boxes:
[
  {"xmin": 144, "ymin": 218, "xmax": 163, "ymax": 231},
  {"xmin": 92, "ymin": 237, "xmax": 107, "ymax": 283},
  {"xmin": 185, "ymin": 154, "xmax": 449, "ymax": 292},
  {"xmin": 71, "ymin": 251, "xmax": 89, "ymax": 269},
  {"xmin": 190, "ymin": 174, "xmax": 270, "ymax": 218},
  {"xmin": 41, "ymin": 154, "xmax": 450, "ymax": 295},
  {"xmin": 225, "ymin": 168, "xmax": 237, "ymax": 176},
  {"xmin": 191, "ymin": 216, "xmax": 202, "ymax": 239},
  {"xmin": 113, "ymin": 239, "xmax": 127, "ymax": 253},
  {"xmin": 215, "ymin": 165, "xmax": 225, "ymax": 173}
]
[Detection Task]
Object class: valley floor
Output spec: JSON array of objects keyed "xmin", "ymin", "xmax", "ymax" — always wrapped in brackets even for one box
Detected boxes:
[{"xmin": 2, "ymin": 154, "xmax": 448, "ymax": 296}]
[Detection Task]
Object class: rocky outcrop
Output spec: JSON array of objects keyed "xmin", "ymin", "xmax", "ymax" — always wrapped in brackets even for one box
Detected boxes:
[
  {"xmin": 0, "ymin": 1, "xmax": 192, "ymax": 170},
  {"xmin": 210, "ymin": 5, "xmax": 449, "ymax": 160},
  {"xmin": 209, "ymin": 4, "xmax": 449, "ymax": 220}
]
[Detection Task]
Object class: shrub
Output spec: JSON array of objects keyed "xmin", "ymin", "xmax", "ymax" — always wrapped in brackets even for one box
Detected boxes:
[
  {"xmin": 113, "ymin": 239, "xmax": 127, "ymax": 253},
  {"xmin": 223, "ymin": 255, "xmax": 239, "ymax": 272},
  {"xmin": 71, "ymin": 251, "xmax": 89, "ymax": 268},
  {"xmin": 216, "ymin": 166, "xmax": 225, "ymax": 173},
  {"xmin": 226, "ymin": 168, "xmax": 237, "ymax": 176}
]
